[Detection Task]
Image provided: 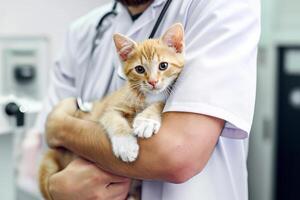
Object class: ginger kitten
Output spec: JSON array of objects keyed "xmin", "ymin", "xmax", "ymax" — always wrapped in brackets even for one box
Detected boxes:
[{"xmin": 39, "ymin": 23, "xmax": 184, "ymax": 200}]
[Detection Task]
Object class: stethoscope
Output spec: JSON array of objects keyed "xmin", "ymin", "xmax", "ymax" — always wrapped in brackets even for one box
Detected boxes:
[{"xmin": 76, "ymin": 0, "xmax": 173, "ymax": 112}]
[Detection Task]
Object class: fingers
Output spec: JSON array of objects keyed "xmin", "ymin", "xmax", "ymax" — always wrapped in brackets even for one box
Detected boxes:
[
  {"xmin": 54, "ymin": 98, "xmax": 78, "ymax": 115},
  {"xmin": 106, "ymin": 181, "xmax": 131, "ymax": 199},
  {"xmin": 72, "ymin": 158, "xmax": 130, "ymax": 183},
  {"xmin": 48, "ymin": 158, "xmax": 132, "ymax": 200}
]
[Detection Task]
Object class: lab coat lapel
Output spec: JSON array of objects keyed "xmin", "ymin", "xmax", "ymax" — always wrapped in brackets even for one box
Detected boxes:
[{"xmin": 126, "ymin": 7, "xmax": 155, "ymax": 37}]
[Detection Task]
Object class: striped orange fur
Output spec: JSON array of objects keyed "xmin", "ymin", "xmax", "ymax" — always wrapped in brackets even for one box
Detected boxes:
[{"xmin": 39, "ymin": 23, "xmax": 185, "ymax": 200}]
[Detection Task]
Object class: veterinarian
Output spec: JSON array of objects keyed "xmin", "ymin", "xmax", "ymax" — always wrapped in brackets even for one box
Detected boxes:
[{"xmin": 36, "ymin": 0, "xmax": 260, "ymax": 199}]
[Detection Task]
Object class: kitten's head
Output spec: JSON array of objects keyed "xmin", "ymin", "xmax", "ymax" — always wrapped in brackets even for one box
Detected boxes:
[{"xmin": 113, "ymin": 23, "xmax": 184, "ymax": 95}]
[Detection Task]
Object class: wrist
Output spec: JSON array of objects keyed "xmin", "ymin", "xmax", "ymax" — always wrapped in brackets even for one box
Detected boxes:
[{"xmin": 46, "ymin": 110, "xmax": 66, "ymax": 148}]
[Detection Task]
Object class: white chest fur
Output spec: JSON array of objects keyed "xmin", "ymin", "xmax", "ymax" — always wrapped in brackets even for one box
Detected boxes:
[{"xmin": 144, "ymin": 92, "xmax": 167, "ymax": 105}]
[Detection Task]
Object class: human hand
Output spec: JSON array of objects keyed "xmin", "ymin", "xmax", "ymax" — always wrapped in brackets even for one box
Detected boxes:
[
  {"xmin": 49, "ymin": 158, "xmax": 131, "ymax": 200},
  {"xmin": 45, "ymin": 98, "xmax": 80, "ymax": 148}
]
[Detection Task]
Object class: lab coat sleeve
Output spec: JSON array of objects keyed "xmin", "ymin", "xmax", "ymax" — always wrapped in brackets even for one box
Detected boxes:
[
  {"xmin": 34, "ymin": 28, "xmax": 77, "ymax": 134},
  {"xmin": 163, "ymin": 0, "xmax": 261, "ymax": 139}
]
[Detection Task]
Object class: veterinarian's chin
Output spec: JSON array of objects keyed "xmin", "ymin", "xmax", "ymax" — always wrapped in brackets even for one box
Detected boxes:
[{"xmin": 116, "ymin": 0, "xmax": 154, "ymax": 6}]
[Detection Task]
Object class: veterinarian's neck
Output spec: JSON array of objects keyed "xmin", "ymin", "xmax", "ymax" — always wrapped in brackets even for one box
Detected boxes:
[{"xmin": 127, "ymin": 1, "xmax": 152, "ymax": 15}]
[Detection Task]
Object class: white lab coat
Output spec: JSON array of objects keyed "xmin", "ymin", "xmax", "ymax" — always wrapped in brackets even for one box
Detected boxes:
[{"xmin": 36, "ymin": 0, "xmax": 261, "ymax": 199}]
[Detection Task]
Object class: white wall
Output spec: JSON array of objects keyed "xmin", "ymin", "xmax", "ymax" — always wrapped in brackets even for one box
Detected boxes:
[
  {"xmin": 275, "ymin": 0, "xmax": 300, "ymax": 33},
  {"xmin": 248, "ymin": 0, "xmax": 300, "ymax": 200},
  {"xmin": 0, "ymin": 0, "xmax": 110, "ymax": 64}
]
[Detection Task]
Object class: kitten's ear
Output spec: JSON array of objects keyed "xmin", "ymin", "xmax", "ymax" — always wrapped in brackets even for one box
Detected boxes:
[
  {"xmin": 161, "ymin": 23, "xmax": 184, "ymax": 53},
  {"xmin": 113, "ymin": 33, "xmax": 137, "ymax": 61}
]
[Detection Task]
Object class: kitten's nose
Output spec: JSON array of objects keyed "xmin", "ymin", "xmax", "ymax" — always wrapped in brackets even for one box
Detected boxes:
[{"xmin": 148, "ymin": 80, "xmax": 158, "ymax": 88}]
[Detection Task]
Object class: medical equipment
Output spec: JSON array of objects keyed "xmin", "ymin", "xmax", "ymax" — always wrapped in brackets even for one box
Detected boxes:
[
  {"xmin": 76, "ymin": 0, "xmax": 173, "ymax": 112},
  {"xmin": 272, "ymin": 46, "xmax": 300, "ymax": 199},
  {"xmin": 0, "ymin": 37, "xmax": 48, "ymax": 132},
  {"xmin": 0, "ymin": 37, "xmax": 49, "ymax": 200}
]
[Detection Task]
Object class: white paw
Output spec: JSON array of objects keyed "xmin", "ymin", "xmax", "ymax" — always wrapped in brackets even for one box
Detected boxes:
[
  {"xmin": 111, "ymin": 135, "xmax": 139, "ymax": 162},
  {"xmin": 133, "ymin": 116, "xmax": 161, "ymax": 138}
]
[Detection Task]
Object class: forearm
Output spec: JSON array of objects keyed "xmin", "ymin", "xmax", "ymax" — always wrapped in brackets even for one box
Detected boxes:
[
  {"xmin": 46, "ymin": 99, "xmax": 223, "ymax": 183},
  {"xmin": 48, "ymin": 111, "xmax": 181, "ymax": 181}
]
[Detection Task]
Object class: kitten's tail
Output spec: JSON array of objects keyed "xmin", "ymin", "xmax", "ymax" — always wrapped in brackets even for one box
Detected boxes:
[{"xmin": 38, "ymin": 149, "xmax": 62, "ymax": 200}]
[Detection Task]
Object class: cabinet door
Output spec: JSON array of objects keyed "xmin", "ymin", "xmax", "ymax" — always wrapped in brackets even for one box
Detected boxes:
[{"xmin": 276, "ymin": 47, "xmax": 300, "ymax": 200}]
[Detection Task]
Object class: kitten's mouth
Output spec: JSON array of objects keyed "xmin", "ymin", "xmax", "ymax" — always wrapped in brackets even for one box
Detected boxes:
[
  {"xmin": 141, "ymin": 80, "xmax": 173, "ymax": 95},
  {"xmin": 144, "ymin": 86, "xmax": 166, "ymax": 94}
]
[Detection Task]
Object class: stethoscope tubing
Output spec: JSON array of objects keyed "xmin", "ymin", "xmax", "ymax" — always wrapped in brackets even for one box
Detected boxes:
[{"xmin": 148, "ymin": 0, "xmax": 172, "ymax": 39}]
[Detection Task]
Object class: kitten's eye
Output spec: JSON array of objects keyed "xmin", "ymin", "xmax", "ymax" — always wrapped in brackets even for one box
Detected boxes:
[
  {"xmin": 159, "ymin": 62, "xmax": 168, "ymax": 71},
  {"xmin": 135, "ymin": 65, "xmax": 145, "ymax": 74}
]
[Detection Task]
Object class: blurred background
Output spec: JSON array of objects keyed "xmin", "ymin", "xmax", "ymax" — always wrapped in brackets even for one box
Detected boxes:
[{"xmin": 0, "ymin": 0, "xmax": 299, "ymax": 200}]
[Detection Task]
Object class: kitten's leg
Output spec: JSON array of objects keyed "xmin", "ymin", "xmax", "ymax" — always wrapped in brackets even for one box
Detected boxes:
[
  {"xmin": 133, "ymin": 101, "xmax": 165, "ymax": 138},
  {"xmin": 100, "ymin": 111, "xmax": 139, "ymax": 162},
  {"xmin": 39, "ymin": 149, "xmax": 62, "ymax": 200}
]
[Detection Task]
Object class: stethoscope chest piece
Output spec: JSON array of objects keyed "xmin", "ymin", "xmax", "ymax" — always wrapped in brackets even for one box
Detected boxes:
[{"xmin": 76, "ymin": 98, "xmax": 93, "ymax": 112}]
